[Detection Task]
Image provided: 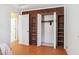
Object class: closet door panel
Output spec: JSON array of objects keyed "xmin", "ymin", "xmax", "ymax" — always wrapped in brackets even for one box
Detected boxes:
[
  {"xmin": 18, "ymin": 14, "xmax": 29, "ymax": 45},
  {"xmin": 37, "ymin": 14, "xmax": 42, "ymax": 46}
]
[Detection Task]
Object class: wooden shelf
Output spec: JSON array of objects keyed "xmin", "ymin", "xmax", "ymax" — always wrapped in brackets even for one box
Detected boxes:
[
  {"xmin": 58, "ymin": 40, "xmax": 64, "ymax": 42},
  {"xmin": 58, "ymin": 32, "xmax": 64, "ymax": 33},
  {"xmin": 58, "ymin": 35, "xmax": 64, "ymax": 37},
  {"xmin": 32, "ymin": 34, "xmax": 37, "ymax": 36},
  {"xmin": 58, "ymin": 28, "xmax": 64, "ymax": 29}
]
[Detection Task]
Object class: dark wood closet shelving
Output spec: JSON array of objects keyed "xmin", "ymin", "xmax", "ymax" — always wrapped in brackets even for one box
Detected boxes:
[
  {"xmin": 57, "ymin": 15, "xmax": 64, "ymax": 48},
  {"xmin": 30, "ymin": 14, "xmax": 37, "ymax": 45}
]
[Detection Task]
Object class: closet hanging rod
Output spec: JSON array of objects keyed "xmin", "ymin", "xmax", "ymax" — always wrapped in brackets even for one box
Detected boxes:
[{"xmin": 42, "ymin": 20, "xmax": 54, "ymax": 23}]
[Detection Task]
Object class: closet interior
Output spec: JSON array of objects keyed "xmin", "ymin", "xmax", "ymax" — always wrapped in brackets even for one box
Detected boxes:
[{"xmin": 41, "ymin": 14, "xmax": 54, "ymax": 47}]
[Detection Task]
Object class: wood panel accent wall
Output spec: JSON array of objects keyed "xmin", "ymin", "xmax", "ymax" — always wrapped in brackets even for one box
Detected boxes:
[{"xmin": 22, "ymin": 7, "xmax": 64, "ymax": 46}]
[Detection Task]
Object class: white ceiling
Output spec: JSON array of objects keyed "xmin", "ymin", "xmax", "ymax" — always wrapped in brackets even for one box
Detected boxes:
[{"xmin": 12, "ymin": 4, "xmax": 64, "ymax": 11}]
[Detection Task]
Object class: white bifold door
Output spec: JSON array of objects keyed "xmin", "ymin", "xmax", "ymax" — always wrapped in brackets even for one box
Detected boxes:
[
  {"xmin": 37, "ymin": 14, "xmax": 42, "ymax": 46},
  {"xmin": 18, "ymin": 14, "xmax": 29, "ymax": 45},
  {"xmin": 37, "ymin": 12, "xmax": 56, "ymax": 48}
]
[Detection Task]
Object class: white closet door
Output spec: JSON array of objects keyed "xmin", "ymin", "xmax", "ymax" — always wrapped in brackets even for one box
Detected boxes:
[
  {"xmin": 37, "ymin": 14, "xmax": 42, "ymax": 46},
  {"xmin": 53, "ymin": 12, "xmax": 57, "ymax": 49},
  {"xmin": 19, "ymin": 14, "xmax": 29, "ymax": 45}
]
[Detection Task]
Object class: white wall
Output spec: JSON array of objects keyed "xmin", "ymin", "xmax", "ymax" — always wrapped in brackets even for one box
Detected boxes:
[
  {"xmin": 66, "ymin": 4, "xmax": 79, "ymax": 55},
  {"xmin": 0, "ymin": 5, "xmax": 18, "ymax": 45}
]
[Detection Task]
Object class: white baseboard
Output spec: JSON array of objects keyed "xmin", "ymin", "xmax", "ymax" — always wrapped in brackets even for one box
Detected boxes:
[
  {"xmin": 65, "ymin": 48, "xmax": 68, "ymax": 55},
  {"xmin": 65, "ymin": 48, "xmax": 79, "ymax": 55},
  {"xmin": 42, "ymin": 42, "xmax": 54, "ymax": 47}
]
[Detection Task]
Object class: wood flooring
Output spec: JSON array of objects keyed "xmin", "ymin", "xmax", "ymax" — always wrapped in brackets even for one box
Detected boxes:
[{"xmin": 11, "ymin": 41, "xmax": 67, "ymax": 55}]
